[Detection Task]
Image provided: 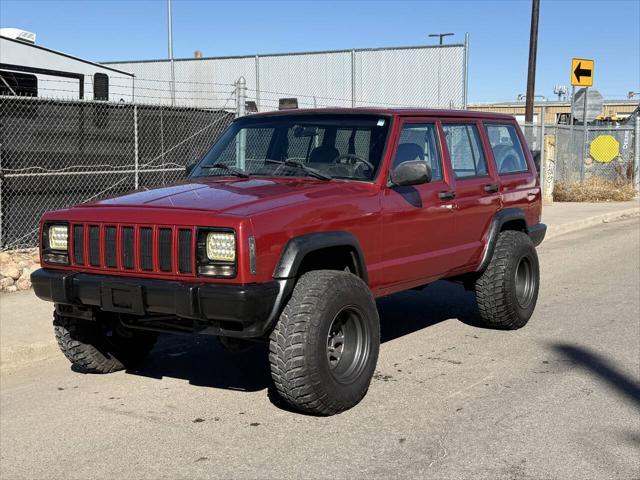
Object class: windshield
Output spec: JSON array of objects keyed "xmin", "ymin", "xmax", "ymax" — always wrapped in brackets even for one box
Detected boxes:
[{"xmin": 191, "ymin": 114, "xmax": 391, "ymax": 181}]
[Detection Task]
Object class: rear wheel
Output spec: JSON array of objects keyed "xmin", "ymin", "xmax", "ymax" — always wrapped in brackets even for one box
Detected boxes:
[
  {"xmin": 53, "ymin": 312, "xmax": 157, "ymax": 373},
  {"xmin": 269, "ymin": 270, "xmax": 379, "ymax": 415},
  {"xmin": 474, "ymin": 230, "xmax": 540, "ymax": 330}
]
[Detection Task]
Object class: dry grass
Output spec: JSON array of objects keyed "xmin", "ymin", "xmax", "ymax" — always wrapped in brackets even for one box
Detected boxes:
[{"xmin": 553, "ymin": 177, "xmax": 637, "ymax": 202}]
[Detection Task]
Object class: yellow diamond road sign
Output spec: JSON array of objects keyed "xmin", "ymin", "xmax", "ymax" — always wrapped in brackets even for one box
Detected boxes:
[{"xmin": 571, "ymin": 58, "xmax": 594, "ymax": 87}]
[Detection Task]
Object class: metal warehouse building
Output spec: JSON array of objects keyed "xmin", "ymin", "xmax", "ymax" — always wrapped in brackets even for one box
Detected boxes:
[{"xmin": 103, "ymin": 38, "xmax": 469, "ymax": 111}]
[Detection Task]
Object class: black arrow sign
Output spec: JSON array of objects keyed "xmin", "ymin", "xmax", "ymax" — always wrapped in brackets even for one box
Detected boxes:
[{"xmin": 574, "ymin": 62, "xmax": 592, "ymax": 82}]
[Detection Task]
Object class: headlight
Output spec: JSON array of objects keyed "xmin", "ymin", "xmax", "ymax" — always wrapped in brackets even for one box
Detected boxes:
[
  {"xmin": 206, "ymin": 232, "xmax": 236, "ymax": 262},
  {"xmin": 48, "ymin": 225, "xmax": 68, "ymax": 251}
]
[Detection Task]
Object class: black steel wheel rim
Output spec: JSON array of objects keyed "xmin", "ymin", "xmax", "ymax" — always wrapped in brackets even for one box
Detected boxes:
[
  {"xmin": 515, "ymin": 256, "xmax": 535, "ymax": 308},
  {"xmin": 326, "ymin": 306, "xmax": 370, "ymax": 384}
]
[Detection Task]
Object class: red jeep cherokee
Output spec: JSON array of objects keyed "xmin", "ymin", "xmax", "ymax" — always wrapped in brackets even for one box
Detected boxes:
[{"xmin": 33, "ymin": 108, "xmax": 545, "ymax": 415}]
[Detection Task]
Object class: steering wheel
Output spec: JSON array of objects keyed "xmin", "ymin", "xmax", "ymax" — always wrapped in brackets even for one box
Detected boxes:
[{"xmin": 333, "ymin": 153, "xmax": 374, "ymax": 170}]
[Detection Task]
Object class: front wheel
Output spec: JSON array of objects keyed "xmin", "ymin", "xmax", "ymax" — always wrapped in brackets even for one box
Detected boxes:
[
  {"xmin": 54, "ymin": 313, "xmax": 157, "ymax": 373},
  {"xmin": 269, "ymin": 270, "xmax": 380, "ymax": 415},
  {"xmin": 474, "ymin": 230, "xmax": 540, "ymax": 330}
]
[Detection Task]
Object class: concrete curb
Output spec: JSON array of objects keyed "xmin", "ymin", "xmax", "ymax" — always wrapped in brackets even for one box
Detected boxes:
[
  {"xmin": 545, "ymin": 207, "xmax": 640, "ymax": 240},
  {"xmin": 1, "ymin": 341, "xmax": 61, "ymax": 371},
  {"xmin": 1, "ymin": 207, "xmax": 638, "ymax": 372}
]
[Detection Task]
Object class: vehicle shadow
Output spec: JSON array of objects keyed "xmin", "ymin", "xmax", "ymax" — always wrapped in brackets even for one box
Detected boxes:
[
  {"xmin": 125, "ymin": 280, "xmax": 481, "ymax": 397},
  {"xmin": 550, "ymin": 343, "xmax": 640, "ymax": 407}
]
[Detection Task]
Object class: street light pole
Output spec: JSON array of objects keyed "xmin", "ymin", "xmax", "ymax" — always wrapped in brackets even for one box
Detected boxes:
[
  {"xmin": 524, "ymin": 0, "xmax": 540, "ymax": 123},
  {"xmin": 167, "ymin": 0, "xmax": 176, "ymax": 106}
]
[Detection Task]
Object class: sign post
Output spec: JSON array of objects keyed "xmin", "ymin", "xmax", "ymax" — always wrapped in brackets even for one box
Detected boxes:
[
  {"xmin": 570, "ymin": 58, "xmax": 595, "ymax": 181},
  {"xmin": 581, "ymin": 87, "xmax": 589, "ymax": 180}
]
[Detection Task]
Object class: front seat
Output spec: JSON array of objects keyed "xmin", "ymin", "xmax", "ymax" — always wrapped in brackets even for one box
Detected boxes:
[
  {"xmin": 392, "ymin": 143, "xmax": 424, "ymax": 169},
  {"xmin": 308, "ymin": 145, "xmax": 340, "ymax": 164}
]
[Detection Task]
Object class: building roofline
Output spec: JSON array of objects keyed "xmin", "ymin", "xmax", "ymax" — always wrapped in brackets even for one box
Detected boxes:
[
  {"xmin": 468, "ymin": 99, "xmax": 639, "ymax": 106},
  {"xmin": 0, "ymin": 36, "xmax": 135, "ymax": 77},
  {"xmin": 101, "ymin": 43, "xmax": 465, "ymax": 65}
]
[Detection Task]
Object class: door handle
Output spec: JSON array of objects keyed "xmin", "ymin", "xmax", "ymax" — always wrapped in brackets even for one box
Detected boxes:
[
  {"xmin": 438, "ymin": 190, "xmax": 456, "ymax": 200},
  {"xmin": 484, "ymin": 183, "xmax": 500, "ymax": 193}
]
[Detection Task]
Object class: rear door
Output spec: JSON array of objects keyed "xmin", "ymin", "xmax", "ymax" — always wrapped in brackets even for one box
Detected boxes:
[
  {"xmin": 482, "ymin": 121, "xmax": 539, "ymax": 224},
  {"xmin": 440, "ymin": 120, "xmax": 502, "ymax": 269}
]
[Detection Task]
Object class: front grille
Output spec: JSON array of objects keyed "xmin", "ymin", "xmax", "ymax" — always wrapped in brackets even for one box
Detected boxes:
[
  {"xmin": 68, "ymin": 223, "xmax": 196, "ymax": 277},
  {"xmin": 140, "ymin": 227, "xmax": 153, "ymax": 271},
  {"xmin": 178, "ymin": 229, "xmax": 193, "ymax": 273},
  {"xmin": 89, "ymin": 226, "xmax": 100, "ymax": 266},
  {"xmin": 73, "ymin": 225, "xmax": 84, "ymax": 265},
  {"xmin": 122, "ymin": 227, "xmax": 134, "ymax": 269},
  {"xmin": 159, "ymin": 228, "xmax": 172, "ymax": 272},
  {"xmin": 105, "ymin": 226, "xmax": 117, "ymax": 268}
]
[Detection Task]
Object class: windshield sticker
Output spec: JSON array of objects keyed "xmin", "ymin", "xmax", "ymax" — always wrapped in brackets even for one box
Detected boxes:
[{"xmin": 377, "ymin": 119, "xmax": 385, "ymax": 126}]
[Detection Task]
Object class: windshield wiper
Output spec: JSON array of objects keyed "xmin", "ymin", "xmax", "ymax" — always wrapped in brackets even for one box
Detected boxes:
[
  {"xmin": 265, "ymin": 158, "xmax": 332, "ymax": 181},
  {"xmin": 202, "ymin": 163, "xmax": 249, "ymax": 178}
]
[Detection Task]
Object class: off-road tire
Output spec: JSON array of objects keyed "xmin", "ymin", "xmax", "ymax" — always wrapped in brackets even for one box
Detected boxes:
[
  {"xmin": 269, "ymin": 270, "xmax": 380, "ymax": 416},
  {"xmin": 474, "ymin": 230, "xmax": 540, "ymax": 330},
  {"xmin": 53, "ymin": 313, "xmax": 157, "ymax": 373}
]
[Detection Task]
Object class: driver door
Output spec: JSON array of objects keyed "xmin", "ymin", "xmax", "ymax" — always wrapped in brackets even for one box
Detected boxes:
[{"xmin": 379, "ymin": 118, "xmax": 459, "ymax": 293}]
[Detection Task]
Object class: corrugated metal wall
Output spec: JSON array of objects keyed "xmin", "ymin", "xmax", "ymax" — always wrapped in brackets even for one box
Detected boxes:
[{"xmin": 104, "ymin": 43, "xmax": 468, "ymax": 111}]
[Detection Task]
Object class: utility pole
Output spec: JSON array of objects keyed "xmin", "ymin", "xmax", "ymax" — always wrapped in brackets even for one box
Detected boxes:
[
  {"xmin": 167, "ymin": 0, "xmax": 176, "ymax": 106},
  {"xmin": 524, "ymin": 0, "xmax": 540, "ymax": 123},
  {"xmin": 428, "ymin": 33, "xmax": 454, "ymax": 45}
]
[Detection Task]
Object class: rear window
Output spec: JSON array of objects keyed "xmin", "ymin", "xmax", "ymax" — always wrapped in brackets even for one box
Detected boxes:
[
  {"xmin": 442, "ymin": 124, "xmax": 488, "ymax": 179},
  {"xmin": 485, "ymin": 124, "xmax": 528, "ymax": 174}
]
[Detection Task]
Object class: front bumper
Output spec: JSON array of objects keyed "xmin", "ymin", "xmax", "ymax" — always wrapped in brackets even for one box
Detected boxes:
[{"xmin": 31, "ymin": 269, "xmax": 282, "ymax": 338}]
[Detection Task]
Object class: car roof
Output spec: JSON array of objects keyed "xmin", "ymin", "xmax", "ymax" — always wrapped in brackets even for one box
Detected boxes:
[{"xmin": 246, "ymin": 107, "xmax": 516, "ymax": 121}]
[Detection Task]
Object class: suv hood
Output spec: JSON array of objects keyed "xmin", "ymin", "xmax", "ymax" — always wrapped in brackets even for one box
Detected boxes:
[{"xmin": 80, "ymin": 177, "xmax": 377, "ymax": 216}]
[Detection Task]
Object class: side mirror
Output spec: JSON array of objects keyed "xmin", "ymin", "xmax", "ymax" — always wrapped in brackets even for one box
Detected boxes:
[
  {"xmin": 390, "ymin": 160, "xmax": 432, "ymax": 187},
  {"xmin": 185, "ymin": 163, "xmax": 196, "ymax": 177}
]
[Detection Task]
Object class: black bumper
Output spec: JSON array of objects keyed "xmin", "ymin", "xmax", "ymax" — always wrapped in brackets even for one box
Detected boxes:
[
  {"xmin": 31, "ymin": 269, "xmax": 282, "ymax": 338},
  {"xmin": 528, "ymin": 223, "xmax": 547, "ymax": 247}
]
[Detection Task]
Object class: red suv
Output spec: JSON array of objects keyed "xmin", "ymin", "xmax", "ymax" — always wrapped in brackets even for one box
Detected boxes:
[{"xmin": 32, "ymin": 109, "xmax": 545, "ymax": 415}]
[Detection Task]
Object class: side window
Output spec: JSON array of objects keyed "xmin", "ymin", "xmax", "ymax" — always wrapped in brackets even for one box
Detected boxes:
[
  {"xmin": 392, "ymin": 123, "xmax": 443, "ymax": 181},
  {"xmin": 442, "ymin": 124, "xmax": 488, "ymax": 179},
  {"xmin": 485, "ymin": 124, "xmax": 529, "ymax": 174},
  {"xmin": 93, "ymin": 73, "xmax": 109, "ymax": 101}
]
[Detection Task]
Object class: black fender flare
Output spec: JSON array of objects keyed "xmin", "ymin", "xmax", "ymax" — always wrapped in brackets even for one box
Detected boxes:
[
  {"xmin": 477, "ymin": 208, "xmax": 528, "ymax": 272},
  {"xmin": 273, "ymin": 231, "xmax": 368, "ymax": 283}
]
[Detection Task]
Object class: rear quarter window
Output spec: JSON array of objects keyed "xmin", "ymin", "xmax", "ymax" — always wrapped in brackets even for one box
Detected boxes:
[{"xmin": 485, "ymin": 124, "xmax": 529, "ymax": 174}]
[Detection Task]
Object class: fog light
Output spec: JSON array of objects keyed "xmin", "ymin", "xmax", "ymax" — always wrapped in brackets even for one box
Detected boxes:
[{"xmin": 198, "ymin": 264, "xmax": 236, "ymax": 277}]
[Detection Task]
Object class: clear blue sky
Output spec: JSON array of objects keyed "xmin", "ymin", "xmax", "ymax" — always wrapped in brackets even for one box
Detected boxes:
[{"xmin": 1, "ymin": 0, "xmax": 638, "ymax": 102}]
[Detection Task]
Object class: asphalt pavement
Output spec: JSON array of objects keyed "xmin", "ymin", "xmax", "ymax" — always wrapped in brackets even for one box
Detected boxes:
[{"xmin": 1, "ymin": 218, "xmax": 639, "ymax": 479}]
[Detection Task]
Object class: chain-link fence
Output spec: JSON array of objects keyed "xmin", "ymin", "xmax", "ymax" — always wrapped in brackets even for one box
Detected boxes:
[
  {"xmin": 520, "ymin": 118, "xmax": 638, "ymax": 195},
  {"xmin": 0, "ymin": 95, "xmax": 235, "ymax": 249},
  {"xmin": 551, "ymin": 124, "xmax": 637, "ymax": 184}
]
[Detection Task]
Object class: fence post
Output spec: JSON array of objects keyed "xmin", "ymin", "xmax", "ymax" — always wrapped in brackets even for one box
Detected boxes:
[
  {"xmin": 0, "ymin": 148, "xmax": 3, "ymax": 250},
  {"xmin": 463, "ymin": 32, "xmax": 469, "ymax": 109},
  {"xmin": 540, "ymin": 104, "xmax": 545, "ymax": 198},
  {"xmin": 133, "ymin": 105, "xmax": 139, "ymax": 189},
  {"xmin": 580, "ymin": 87, "xmax": 589, "ymax": 182},
  {"xmin": 635, "ymin": 114, "xmax": 640, "ymax": 191},
  {"xmin": 236, "ymin": 77, "xmax": 247, "ymax": 170},
  {"xmin": 236, "ymin": 76, "xmax": 246, "ymax": 118}
]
